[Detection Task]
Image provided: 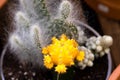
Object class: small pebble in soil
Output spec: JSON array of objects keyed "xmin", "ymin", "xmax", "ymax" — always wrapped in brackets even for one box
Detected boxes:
[
  {"xmin": 24, "ymin": 72, "xmax": 28, "ymax": 76},
  {"xmin": 8, "ymin": 72, "xmax": 13, "ymax": 76},
  {"xmin": 19, "ymin": 65, "xmax": 22, "ymax": 69},
  {"xmin": 32, "ymin": 72, "xmax": 36, "ymax": 76},
  {"xmin": 11, "ymin": 77, "xmax": 15, "ymax": 80},
  {"xmin": 18, "ymin": 71, "xmax": 22, "ymax": 74}
]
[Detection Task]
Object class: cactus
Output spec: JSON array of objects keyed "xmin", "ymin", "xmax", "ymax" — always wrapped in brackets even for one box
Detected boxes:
[
  {"xmin": 8, "ymin": 0, "xmax": 86, "ymax": 67},
  {"xmin": 7, "ymin": 0, "xmax": 113, "ymax": 69},
  {"xmin": 0, "ymin": 0, "xmax": 114, "ymax": 80},
  {"xmin": 78, "ymin": 46, "xmax": 94, "ymax": 69},
  {"xmin": 86, "ymin": 35, "xmax": 113, "ymax": 57}
]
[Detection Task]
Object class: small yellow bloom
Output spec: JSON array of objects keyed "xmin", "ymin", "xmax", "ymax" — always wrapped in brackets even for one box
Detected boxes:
[
  {"xmin": 55, "ymin": 64, "xmax": 67, "ymax": 74},
  {"xmin": 44, "ymin": 55, "xmax": 53, "ymax": 69},
  {"xmin": 71, "ymin": 39, "xmax": 78, "ymax": 47},
  {"xmin": 76, "ymin": 51, "xmax": 85, "ymax": 61},
  {"xmin": 52, "ymin": 37, "xmax": 59, "ymax": 44},
  {"xmin": 60, "ymin": 34, "xmax": 68, "ymax": 42},
  {"xmin": 42, "ymin": 47, "xmax": 48, "ymax": 54}
]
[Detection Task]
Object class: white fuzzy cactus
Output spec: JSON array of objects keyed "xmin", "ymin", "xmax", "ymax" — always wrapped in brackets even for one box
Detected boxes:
[
  {"xmin": 86, "ymin": 35, "xmax": 113, "ymax": 57},
  {"xmin": 6, "ymin": 0, "xmax": 113, "ymax": 69},
  {"xmin": 78, "ymin": 46, "xmax": 94, "ymax": 69},
  {"xmin": 15, "ymin": 11, "xmax": 30, "ymax": 27},
  {"xmin": 59, "ymin": 0, "xmax": 72, "ymax": 19},
  {"xmin": 8, "ymin": 0, "xmax": 87, "ymax": 67}
]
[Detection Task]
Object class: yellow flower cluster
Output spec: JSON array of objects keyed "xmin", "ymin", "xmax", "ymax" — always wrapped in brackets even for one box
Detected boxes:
[{"xmin": 42, "ymin": 34, "xmax": 85, "ymax": 74}]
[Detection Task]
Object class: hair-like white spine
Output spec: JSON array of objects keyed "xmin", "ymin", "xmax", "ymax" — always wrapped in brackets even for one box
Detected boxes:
[
  {"xmin": 15, "ymin": 11, "xmax": 29, "ymax": 28},
  {"xmin": 9, "ymin": 34, "xmax": 23, "ymax": 50},
  {"xmin": 58, "ymin": 0, "xmax": 72, "ymax": 19}
]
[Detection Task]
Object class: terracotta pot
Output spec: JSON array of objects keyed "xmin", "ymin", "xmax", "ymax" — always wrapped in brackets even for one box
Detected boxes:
[
  {"xmin": 84, "ymin": 0, "xmax": 120, "ymax": 20},
  {"xmin": 0, "ymin": 0, "xmax": 6, "ymax": 8},
  {"xmin": 109, "ymin": 64, "xmax": 120, "ymax": 80}
]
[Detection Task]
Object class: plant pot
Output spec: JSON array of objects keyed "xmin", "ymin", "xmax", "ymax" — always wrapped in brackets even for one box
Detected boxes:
[
  {"xmin": 84, "ymin": 0, "xmax": 120, "ymax": 20},
  {"xmin": 109, "ymin": 64, "xmax": 120, "ymax": 80},
  {"xmin": 0, "ymin": 0, "xmax": 6, "ymax": 8},
  {"xmin": 0, "ymin": 21, "xmax": 112, "ymax": 80}
]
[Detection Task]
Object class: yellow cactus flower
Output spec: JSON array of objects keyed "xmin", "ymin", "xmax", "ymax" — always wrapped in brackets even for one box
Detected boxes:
[
  {"xmin": 42, "ymin": 47, "xmax": 48, "ymax": 54},
  {"xmin": 76, "ymin": 51, "xmax": 85, "ymax": 61},
  {"xmin": 42, "ymin": 34, "xmax": 85, "ymax": 74},
  {"xmin": 55, "ymin": 64, "xmax": 67, "ymax": 74},
  {"xmin": 44, "ymin": 55, "xmax": 53, "ymax": 69},
  {"xmin": 60, "ymin": 34, "xmax": 68, "ymax": 42}
]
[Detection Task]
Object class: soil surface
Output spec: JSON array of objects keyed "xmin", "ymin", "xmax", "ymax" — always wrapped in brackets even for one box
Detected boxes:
[{"xmin": 2, "ymin": 51, "xmax": 108, "ymax": 80}]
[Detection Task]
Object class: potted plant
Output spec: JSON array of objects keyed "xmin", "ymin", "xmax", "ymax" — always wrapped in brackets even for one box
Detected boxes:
[
  {"xmin": 109, "ymin": 64, "xmax": 120, "ymax": 80},
  {"xmin": 0, "ymin": 0, "xmax": 113, "ymax": 80}
]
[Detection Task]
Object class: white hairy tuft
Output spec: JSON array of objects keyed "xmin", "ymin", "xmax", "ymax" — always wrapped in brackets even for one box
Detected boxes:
[
  {"xmin": 15, "ymin": 11, "xmax": 29, "ymax": 27},
  {"xmin": 9, "ymin": 34, "xmax": 22, "ymax": 50},
  {"xmin": 58, "ymin": 0, "xmax": 72, "ymax": 19}
]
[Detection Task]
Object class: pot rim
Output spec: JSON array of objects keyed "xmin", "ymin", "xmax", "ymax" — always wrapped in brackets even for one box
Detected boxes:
[
  {"xmin": 0, "ymin": 0, "xmax": 6, "ymax": 8},
  {"xmin": 109, "ymin": 64, "xmax": 120, "ymax": 80}
]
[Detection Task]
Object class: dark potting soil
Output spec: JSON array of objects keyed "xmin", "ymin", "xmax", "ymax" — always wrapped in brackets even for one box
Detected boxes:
[{"xmin": 2, "ymin": 50, "xmax": 108, "ymax": 80}]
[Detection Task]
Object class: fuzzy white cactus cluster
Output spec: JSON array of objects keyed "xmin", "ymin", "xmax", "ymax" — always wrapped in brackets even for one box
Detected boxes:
[
  {"xmin": 78, "ymin": 46, "xmax": 94, "ymax": 69},
  {"xmin": 77, "ymin": 35, "xmax": 113, "ymax": 69},
  {"xmin": 8, "ymin": 0, "xmax": 113, "ymax": 70},
  {"xmin": 86, "ymin": 35, "xmax": 113, "ymax": 57}
]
